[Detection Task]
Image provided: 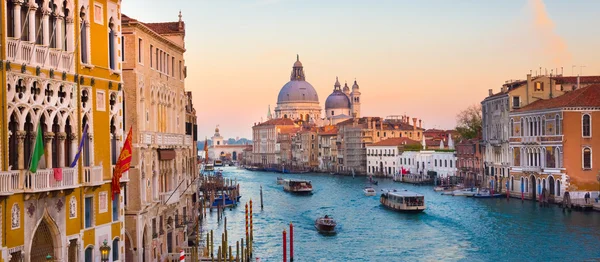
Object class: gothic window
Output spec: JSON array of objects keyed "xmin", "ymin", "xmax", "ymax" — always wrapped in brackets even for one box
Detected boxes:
[
  {"xmin": 11, "ymin": 203, "xmax": 20, "ymax": 229},
  {"xmin": 112, "ymin": 238, "xmax": 119, "ymax": 260},
  {"xmin": 35, "ymin": 0, "xmax": 44, "ymax": 44},
  {"xmin": 7, "ymin": 1, "xmax": 14, "ymax": 37},
  {"xmin": 8, "ymin": 113, "xmax": 18, "ymax": 170},
  {"xmin": 62, "ymin": 1, "xmax": 69, "ymax": 50},
  {"xmin": 20, "ymin": 4, "xmax": 29, "ymax": 41},
  {"xmin": 80, "ymin": 7, "xmax": 88, "ymax": 63},
  {"xmin": 69, "ymin": 196, "xmax": 77, "ymax": 218},
  {"xmin": 583, "ymin": 147, "xmax": 591, "ymax": 169},
  {"xmin": 108, "ymin": 18, "xmax": 116, "ymax": 70},
  {"xmin": 49, "ymin": 3, "xmax": 58, "ymax": 48},
  {"xmin": 582, "ymin": 114, "xmax": 591, "ymax": 137},
  {"xmin": 52, "ymin": 118, "xmax": 60, "ymax": 168}
]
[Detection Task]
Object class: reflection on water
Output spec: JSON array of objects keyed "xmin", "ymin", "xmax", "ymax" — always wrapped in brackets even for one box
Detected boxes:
[{"xmin": 201, "ymin": 167, "xmax": 600, "ymax": 261}]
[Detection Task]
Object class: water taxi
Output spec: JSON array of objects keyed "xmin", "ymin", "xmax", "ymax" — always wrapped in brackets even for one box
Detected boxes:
[
  {"xmin": 363, "ymin": 187, "xmax": 377, "ymax": 196},
  {"xmin": 282, "ymin": 179, "xmax": 313, "ymax": 194},
  {"xmin": 380, "ymin": 190, "xmax": 426, "ymax": 213},
  {"xmin": 214, "ymin": 159, "xmax": 223, "ymax": 167},
  {"xmin": 315, "ymin": 215, "xmax": 337, "ymax": 233}
]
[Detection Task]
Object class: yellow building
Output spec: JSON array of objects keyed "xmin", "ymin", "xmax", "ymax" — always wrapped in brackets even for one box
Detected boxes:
[{"xmin": 0, "ymin": 0, "xmax": 126, "ymax": 261}]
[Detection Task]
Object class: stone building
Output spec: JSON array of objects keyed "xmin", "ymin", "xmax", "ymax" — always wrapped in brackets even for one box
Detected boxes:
[
  {"xmin": 456, "ymin": 138, "xmax": 484, "ymax": 186},
  {"xmin": 291, "ymin": 127, "xmax": 319, "ymax": 170},
  {"xmin": 252, "ymin": 118, "xmax": 298, "ymax": 166},
  {"xmin": 481, "ymin": 74, "xmax": 600, "ymax": 193},
  {"xmin": 207, "ymin": 126, "xmax": 250, "ymax": 162},
  {"xmin": 275, "ymin": 126, "xmax": 300, "ymax": 168},
  {"xmin": 122, "ymin": 12, "xmax": 198, "ymax": 262},
  {"xmin": 508, "ymin": 84, "xmax": 600, "ymax": 201},
  {"xmin": 0, "ymin": 0, "xmax": 127, "ymax": 261},
  {"xmin": 317, "ymin": 126, "xmax": 338, "ymax": 172}
]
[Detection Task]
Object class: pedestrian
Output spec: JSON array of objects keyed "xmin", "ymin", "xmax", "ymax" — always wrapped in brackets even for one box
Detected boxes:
[{"xmin": 585, "ymin": 192, "xmax": 590, "ymax": 204}]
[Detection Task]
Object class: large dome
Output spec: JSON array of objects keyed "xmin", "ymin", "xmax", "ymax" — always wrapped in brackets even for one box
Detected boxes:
[
  {"xmin": 325, "ymin": 90, "xmax": 351, "ymax": 109},
  {"xmin": 277, "ymin": 81, "xmax": 319, "ymax": 103}
]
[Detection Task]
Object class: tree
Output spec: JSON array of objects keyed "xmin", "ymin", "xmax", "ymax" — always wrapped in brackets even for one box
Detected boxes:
[{"xmin": 456, "ymin": 104, "xmax": 482, "ymax": 140}]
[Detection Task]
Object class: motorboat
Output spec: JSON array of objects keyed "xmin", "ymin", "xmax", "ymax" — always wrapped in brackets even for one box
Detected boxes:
[
  {"xmin": 314, "ymin": 215, "xmax": 337, "ymax": 233},
  {"xmin": 472, "ymin": 188, "xmax": 504, "ymax": 198},
  {"xmin": 210, "ymin": 193, "xmax": 242, "ymax": 208},
  {"xmin": 276, "ymin": 176, "xmax": 284, "ymax": 185},
  {"xmin": 451, "ymin": 187, "xmax": 478, "ymax": 197},
  {"xmin": 214, "ymin": 160, "xmax": 223, "ymax": 167},
  {"xmin": 363, "ymin": 187, "xmax": 377, "ymax": 196},
  {"xmin": 433, "ymin": 186, "xmax": 451, "ymax": 192},
  {"xmin": 282, "ymin": 179, "xmax": 313, "ymax": 194},
  {"xmin": 368, "ymin": 175, "xmax": 379, "ymax": 185},
  {"xmin": 380, "ymin": 189, "xmax": 426, "ymax": 213}
]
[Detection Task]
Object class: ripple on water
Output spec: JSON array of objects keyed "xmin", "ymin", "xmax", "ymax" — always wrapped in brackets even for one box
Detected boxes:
[{"xmin": 201, "ymin": 168, "xmax": 600, "ymax": 261}]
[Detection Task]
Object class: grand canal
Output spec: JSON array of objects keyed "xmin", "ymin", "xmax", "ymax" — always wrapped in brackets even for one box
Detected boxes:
[{"xmin": 201, "ymin": 167, "xmax": 600, "ymax": 261}]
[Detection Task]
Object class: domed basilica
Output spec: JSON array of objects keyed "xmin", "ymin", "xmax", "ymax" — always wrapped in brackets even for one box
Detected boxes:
[{"xmin": 273, "ymin": 55, "xmax": 361, "ymax": 125}]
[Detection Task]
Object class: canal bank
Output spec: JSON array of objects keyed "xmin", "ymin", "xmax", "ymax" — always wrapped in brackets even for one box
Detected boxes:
[{"xmin": 201, "ymin": 167, "xmax": 600, "ymax": 261}]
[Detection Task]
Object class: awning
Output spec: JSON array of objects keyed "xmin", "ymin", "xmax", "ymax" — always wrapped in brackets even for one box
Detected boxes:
[{"xmin": 158, "ymin": 149, "xmax": 176, "ymax": 160}]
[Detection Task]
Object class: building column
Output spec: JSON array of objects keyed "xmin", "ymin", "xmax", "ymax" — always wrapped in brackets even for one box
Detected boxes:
[
  {"xmin": 69, "ymin": 133, "xmax": 78, "ymax": 165},
  {"xmin": 57, "ymin": 132, "xmax": 66, "ymax": 167},
  {"xmin": 14, "ymin": 2, "xmax": 22, "ymax": 40},
  {"xmin": 88, "ymin": 134, "xmax": 94, "ymax": 166},
  {"xmin": 44, "ymin": 132, "xmax": 54, "ymax": 169},
  {"xmin": 55, "ymin": 17, "xmax": 63, "ymax": 49},
  {"xmin": 28, "ymin": 5, "xmax": 36, "ymax": 43},
  {"xmin": 16, "ymin": 130, "xmax": 27, "ymax": 170}
]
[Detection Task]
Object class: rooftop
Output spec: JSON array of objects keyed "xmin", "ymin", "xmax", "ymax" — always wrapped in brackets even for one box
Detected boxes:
[
  {"xmin": 255, "ymin": 118, "xmax": 297, "ymax": 127},
  {"xmin": 370, "ymin": 137, "xmax": 420, "ymax": 147},
  {"xmin": 515, "ymin": 84, "xmax": 600, "ymax": 112}
]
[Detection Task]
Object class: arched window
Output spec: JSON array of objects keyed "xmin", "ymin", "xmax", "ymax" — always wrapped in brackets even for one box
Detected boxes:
[
  {"xmin": 583, "ymin": 147, "xmax": 592, "ymax": 169},
  {"xmin": 510, "ymin": 119, "xmax": 514, "ymax": 137},
  {"xmin": 112, "ymin": 238, "xmax": 120, "ymax": 260},
  {"xmin": 582, "ymin": 114, "xmax": 591, "ymax": 137},
  {"xmin": 108, "ymin": 18, "xmax": 116, "ymax": 70},
  {"xmin": 63, "ymin": 1, "xmax": 69, "ymax": 50},
  {"xmin": 52, "ymin": 117, "xmax": 60, "ymax": 168},
  {"xmin": 541, "ymin": 117, "xmax": 545, "ymax": 136},
  {"xmin": 555, "ymin": 114, "xmax": 560, "ymax": 135},
  {"xmin": 85, "ymin": 246, "xmax": 93, "ymax": 262},
  {"xmin": 80, "ymin": 7, "xmax": 88, "ymax": 63},
  {"xmin": 556, "ymin": 180, "xmax": 561, "ymax": 196}
]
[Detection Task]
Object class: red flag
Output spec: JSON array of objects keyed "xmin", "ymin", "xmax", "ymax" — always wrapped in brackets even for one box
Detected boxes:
[{"xmin": 112, "ymin": 127, "xmax": 133, "ymax": 200}]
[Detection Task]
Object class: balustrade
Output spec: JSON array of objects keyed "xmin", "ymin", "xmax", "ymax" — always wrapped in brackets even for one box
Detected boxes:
[{"xmin": 83, "ymin": 166, "xmax": 104, "ymax": 186}]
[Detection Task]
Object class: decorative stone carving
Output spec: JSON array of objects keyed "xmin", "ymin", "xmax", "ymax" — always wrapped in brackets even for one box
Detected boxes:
[
  {"xmin": 44, "ymin": 132, "xmax": 55, "ymax": 142},
  {"xmin": 11, "ymin": 203, "xmax": 20, "ymax": 229},
  {"xmin": 56, "ymin": 132, "xmax": 67, "ymax": 141},
  {"xmin": 68, "ymin": 133, "xmax": 78, "ymax": 141},
  {"xmin": 27, "ymin": 203, "xmax": 35, "ymax": 218},
  {"xmin": 15, "ymin": 130, "xmax": 27, "ymax": 141},
  {"xmin": 69, "ymin": 196, "xmax": 77, "ymax": 218},
  {"xmin": 56, "ymin": 199, "xmax": 64, "ymax": 212}
]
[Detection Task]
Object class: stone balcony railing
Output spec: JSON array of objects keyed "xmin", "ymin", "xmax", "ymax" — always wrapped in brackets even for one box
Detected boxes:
[
  {"xmin": 6, "ymin": 38, "xmax": 75, "ymax": 73},
  {"xmin": 24, "ymin": 168, "xmax": 78, "ymax": 193},
  {"xmin": 83, "ymin": 166, "xmax": 104, "ymax": 186},
  {"xmin": 160, "ymin": 190, "xmax": 181, "ymax": 206},
  {"xmin": 0, "ymin": 170, "xmax": 22, "ymax": 196},
  {"xmin": 141, "ymin": 132, "xmax": 193, "ymax": 147}
]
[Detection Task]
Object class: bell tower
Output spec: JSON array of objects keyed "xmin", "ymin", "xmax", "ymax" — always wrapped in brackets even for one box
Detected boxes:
[
  {"xmin": 350, "ymin": 79, "xmax": 361, "ymax": 118},
  {"xmin": 212, "ymin": 125, "xmax": 224, "ymax": 146}
]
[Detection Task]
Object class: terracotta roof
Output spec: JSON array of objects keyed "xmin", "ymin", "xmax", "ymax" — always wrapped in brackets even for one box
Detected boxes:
[
  {"xmin": 370, "ymin": 137, "xmax": 420, "ymax": 147},
  {"xmin": 255, "ymin": 118, "xmax": 296, "ymax": 127},
  {"xmin": 515, "ymin": 84, "xmax": 600, "ymax": 112},
  {"xmin": 145, "ymin": 21, "xmax": 183, "ymax": 34},
  {"xmin": 553, "ymin": 76, "xmax": 600, "ymax": 84},
  {"xmin": 318, "ymin": 126, "xmax": 338, "ymax": 135}
]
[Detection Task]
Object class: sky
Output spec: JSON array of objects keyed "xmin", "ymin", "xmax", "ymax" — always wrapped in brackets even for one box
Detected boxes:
[{"xmin": 122, "ymin": 0, "xmax": 600, "ymax": 139}]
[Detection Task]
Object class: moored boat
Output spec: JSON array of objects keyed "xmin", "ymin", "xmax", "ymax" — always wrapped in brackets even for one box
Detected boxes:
[
  {"xmin": 314, "ymin": 215, "xmax": 337, "ymax": 233},
  {"xmin": 210, "ymin": 193, "xmax": 242, "ymax": 208},
  {"xmin": 283, "ymin": 179, "xmax": 313, "ymax": 193},
  {"xmin": 214, "ymin": 159, "xmax": 223, "ymax": 167},
  {"xmin": 380, "ymin": 190, "xmax": 426, "ymax": 212},
  {"xmin": 433, "ymin": 186, "xmax": 451, "ymax": 192},
  {"xmin": 472, "ymin": 188, "xmax": 504, "ymax": 198},
  {"xmin": 451, "ymin": 187, "xmax": 478, "ymax": 197},
  {"xmin": 276, "ymin": 176, "xmax": 284, "ymax": 184},
  {"xmin": 363, "ymin": 187, "xmax": 377, "ymax": 196}
]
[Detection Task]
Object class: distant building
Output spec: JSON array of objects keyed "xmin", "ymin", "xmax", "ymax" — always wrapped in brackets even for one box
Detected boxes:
[
  {"xmin": 208, "ymin": 126, "xmax": 249, "ymax": 162},
  {"xmin": 508, "ymin": 84, "xmax": 600, "ymax": 201},
  {"xmin": 274, "ymin": 56, "xmax": 322, "ymax": 122},
  {"xmin": 367, "ymin": 137, "xmax": 420, "ymax": 177},
  {"xmin": 456, "ymin": 138, "xmax": 484, "ymax": 186},
  {"xmin": 317, "ymin": 126, "xmax": 339, "ymax": 172},
  {"xmin": 252, "ymin": 118, "xmax": 299, "ymax": 166}
]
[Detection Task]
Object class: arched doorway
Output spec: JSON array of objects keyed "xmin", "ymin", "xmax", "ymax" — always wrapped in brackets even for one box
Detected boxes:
[
  {"xmin": 530, "ymin": 175, "xmax": 536, "ymax": 201},
  {"xmin": 548, "ymin": 176, "xmax": 555, "ymax": 196},
  {"xmin": 142, "ymin": 226, "xmax": 148, "ymax": 262},
  {"xmin": 232, "ymin": 151, "xmax": 237, "ymax": 161},
  {"xmin": 125, "ymin": 232, "xmax": 133, "ymax": 262},
  {"xmin": 30, "ymin": 216, "xmax": 59, "ymax": 261}
]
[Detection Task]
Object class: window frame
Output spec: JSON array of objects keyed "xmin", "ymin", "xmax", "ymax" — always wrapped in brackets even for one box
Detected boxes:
[
  {"xmin": 582, "ymin": 113, "xmax": 591, "ymax": 138},
  {"xmin": 582, "ymin": 147, "xmax": 592, "ymax": 170},
  {"xmin": 84, "ymin": 195, "xmax": 94, "ymax": 228}
]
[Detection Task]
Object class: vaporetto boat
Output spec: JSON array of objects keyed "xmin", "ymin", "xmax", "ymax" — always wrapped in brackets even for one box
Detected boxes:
[{"xmin": 380, "ymin": 189, "xmax": 426, "ymax": 213}]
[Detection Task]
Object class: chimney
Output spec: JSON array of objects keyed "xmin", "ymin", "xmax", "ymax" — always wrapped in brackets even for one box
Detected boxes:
[
  {"xmin": 577, "ymin": 75, "xmax": 580, "ymax": 90},
  {"xmin": 419, "ymin": 119, "xmax": 422, "ymax": 128},
  {"xmin": 526, "ymin": 73, "xmax": 532, "ymax": 105},
  {"xmin": 488, "ymin": 89, "xmax": 493, "ymax": 96}
]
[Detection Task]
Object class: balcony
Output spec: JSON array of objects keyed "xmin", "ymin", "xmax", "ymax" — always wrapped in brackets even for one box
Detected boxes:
[
  {"xmin": 521, "ymin": 166, "xmax": 542, "ymax": 173},
  {"xmin": 0, "ymin": 171, "xmax": 22, "ymax": 196},
  {"xmin": 120, "ymin": 170, "xmax": 130, "ymax": 182},
  {"xmin": 24, "ymin": 168, "xmax": 78, "ymax": 192},
  {"xmin": 160, "ymin": 190, "xmax": 181, "ymax": 206},
  {"xmin": 6, "ymin": 38, "xmax": 74, "ymax": 72},
  {"xmin": 522, "ymin": 136, "xmax": 541, "ymax": 145},
  {"xmin": 83, "ymin": 166, "xmax": 104, "ymax": 186}
]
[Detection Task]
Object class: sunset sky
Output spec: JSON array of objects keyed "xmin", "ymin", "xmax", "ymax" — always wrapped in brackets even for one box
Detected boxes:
[{"xmin": 122, "ymin": 0, "xmax": 600, "ymax": 139}]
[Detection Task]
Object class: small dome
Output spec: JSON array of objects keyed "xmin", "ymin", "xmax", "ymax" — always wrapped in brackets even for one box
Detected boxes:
[
  {"xmin": 325, "ymin": 90, "xmax": 351, "ymax": 109},
  {"xmin": 352, "ymin": 80, "xmax": 359, "ymax": 90},
  {"xmin": 342, "ymin": 82, "xmax": 350, "ymax": 93},
  {"xmin": 277, "ymin": 81, "xmax": 319, "ymax": 103}
]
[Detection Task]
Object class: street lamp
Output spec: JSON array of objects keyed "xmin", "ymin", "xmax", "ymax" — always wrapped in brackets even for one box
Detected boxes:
[
  {"xmin": 45, "ymin": 254, "xmax": 52, "ymax": 261},
  {"xmin": 100, "ymin": 239, "xmax": 111, "ymax": 262}
]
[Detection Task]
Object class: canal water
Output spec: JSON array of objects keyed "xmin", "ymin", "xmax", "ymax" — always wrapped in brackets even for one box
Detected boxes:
[{"xmin": 202, "ymin": 167, "xmax": 600, "ymax": 261}]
